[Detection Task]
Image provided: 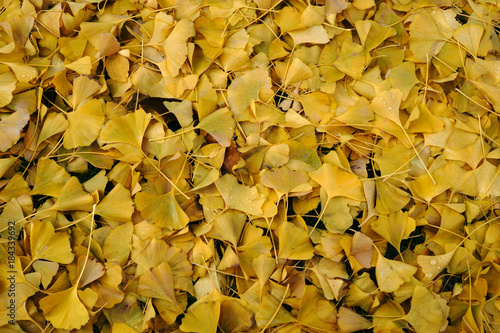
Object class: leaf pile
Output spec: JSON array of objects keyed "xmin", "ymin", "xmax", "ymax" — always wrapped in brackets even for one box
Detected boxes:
[{"xmin": 1, "ymin": 0, "xmax": 500, "ymax": 332}]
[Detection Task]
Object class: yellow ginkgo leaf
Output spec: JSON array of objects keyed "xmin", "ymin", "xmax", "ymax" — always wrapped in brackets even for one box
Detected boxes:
[
  {"xmin": 205, "ymin": 210, "xmax": 246, "ymax": 247},
  {"xmin": 376, "ymin": 255, "xmax": 417, "ymax": 293},
  {"xmin": 37, "ymin": 112, "xmax": 68, "ymax": 146},
  {"xmin": 64, "ymin": 99, "xmax": 105, "ymax": 149},
  {"xmin": 91, "ymin": 263, "xmax": 125, "ymax": 309},
  {"xmin": 3, "ymin": 62, "xmax": 38, "ymax": 82},
  {"xmin": 214, "ymin": 174, "xmax": 265, "ymax": 216},
  {"xmin": 278, "ymin": 221, "xmax": 314, "ymax": 260},
  {"xmin": 72, "ymin": 75, "xmax": 101, "ymax": 108},
  {"xmin": 30, "ymin": 158, "xmax": 71, "ymax": 198},
  {"xmin": 355, "ymin": 20, "xmax": 396, "ymax": 51},
  {"xmin": 137, "ymin": 262, "xmax": 177, "ymax": 305},
  {"xmin": 409, "ymin": 11, "xmax": 449, "ymax": 62},
  {"xmin": 100, "ymin": 108, "xmax": 151, "ymax": 149},
  {"xmin": 99, "ymin": 33, "xmax": 121, "ymax": 57},
  {"xmin": 333, "ymin": 39, "xmax": 366, "ymax": 79},
  {"xmin": 280, "ymin": 57, "xmax": 313, "ymax": 87},
  {"xmin": 65, "ymin": 56, "xmax": 92, "ymax": 75},
  {"xmin": 453, "ymin": 23, "xmax": 483, "ymax": 57},
  {"xmin": 375, "ymin": 180, "xmax": 411, "ymax": 214},
  {"xmin": 95, "ymin": 183, "xmax": 134, "ymax": 223},
  {"xmin": 39, "ymin": 286, "xmax": 90, "ymax": 330},
  {"xmin": 30, "ymin": 219, "xmax": 75, "ymax": 264},
  {"xmin": 417, "ymin": 250, "xmax": 456, "ymax": 281},
  {"xmin": 371, "ymin": 89, "xmax": 403, "ymax": 125},
  {"xmin": 371, "ymin": 212, "xmax": 416, "ymax": 253},
  {"xmin": 260, "ymin": 166, "xmax": 310, "ymax": 197},
  {"xmin": 252, "ymin": 254, "xmax": 275, "ymax": 298},
  {"xmin": 404, "ymin": 286, "xmax": 450, "ymax": 333},
  {"xmin": 337, "ymin": 306, "xmax": 372, "ymax": 333},
  {"xmin": 135, "ymin": 190, "xmax": 189, "ymax": 230},
  {"xmin": 0, "ymin": 174, "xmax": 30, "ymax": 203},
  {"xmin": 219, "ymin": 299, "xmax": 254, "ymax": 333},
  {"xmin": 388, "ymin": 62, "xmax": 420, "ymax": 100},
  {"xmin": 180, "ymin": 300, "xmax": 220, "ymax": 333},
  {"xmin": 255, "ymin": 293, "xmax": 295, "ymax": 329},
  {"xmin": 103, "ymin": 222, "xmax": 133, "ymax": 266},
  {"xmin": 196, "ymin": 108, "xmax": 235, "ymax": 147},
  {"xmin": 77, "ymin": 256, "xmax": 105, "ymax": 288},
  {"xmin": 161, "ymin": 19, "xmax": 195, "ymax": 77},
  {"xmin": 227, "ymin": 69, "xmax": 273, "ymax": 119},
  {"xmin": 112, "ymin": 323, "xmax": 138, "ymax": 333},
  {"xmin": 99, "ymin": 109, "xmax": 151, "ymax": 163},
  {"xmin": 309, "ymin": 163, "xmax": 365, "ymax": 201},
  {"xmin": 51, "ymin": 177, "xmax": 94, "ymax": 212},
  {"xmin": 33, "ymin": 260, "xmax": 59, "ymax": 289},
  {"xmin": 132, "ymin": 238, "xmax": 193, "ymax": 278},
  {"xmin": 0, "ymin": 157, "xmax": 16, "ymax": 179},
  {"xmin": 405, "ymin": 101, "xmax": 445, "ymax": 133},
  {"xmin": 0, "ymin": 109, "xmax": 29, "ymax": 152},
  {"xmin": 288, "ymin": 25, "xmax": 330, "ymax": 45},
  {"xmin": 0, "ymin": 71, "xmax": 16, "ymax": 107},
  {"xmin": 0, "ymin": 199, "xmax": 24, "ymax": 242}
]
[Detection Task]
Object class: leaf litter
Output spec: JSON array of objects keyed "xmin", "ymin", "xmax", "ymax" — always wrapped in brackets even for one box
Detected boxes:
[{"xmin": 1, "ymin": 0, "xmax": 500, "ymax": 332}]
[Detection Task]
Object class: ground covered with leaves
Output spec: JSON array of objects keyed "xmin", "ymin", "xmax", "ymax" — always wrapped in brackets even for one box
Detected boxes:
[{"xmin": 1, "ymin": 0, "xmax": 500, "ymax": 332}]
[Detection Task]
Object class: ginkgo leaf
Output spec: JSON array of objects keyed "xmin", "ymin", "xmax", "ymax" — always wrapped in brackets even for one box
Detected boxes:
[
  {"xmin": 65, "ymin": 56, "xmax": 92, "ymax": 75},
  {"xmin": 417, "ymin": 250, "xmax": 456, "ymax": 281},
  {"xmin": 288, "ymin": 25, "xmax": 330, "ymax": 45},
  {"xmin": 196, "ymin": 108, "xmax": 235, "ymax": 147},
  {"xmin": 37, "ymin": 112, "xmax": 68, "ymax": 146},
  {"xmin": 50, "ymin": 177, "xmax": 94, "ymax": 212},
  {"xmin": 227, "ymin": 69, "xmax": 272, "ymax": 118},
  {"xmin": 333, "ymin": 39, "xmax": 366, "ymax": 79},
  {"xmin": 64, "ymin": 99, "xmax": 105, "ymax": 149},
  {"xmin": 214, "ymin": 174, "xmax": 265, "ymax": 216},
  {"xmin": 372, "ymin": 89, "xmax": 403, "ymax": 125},
  {"xmin": 30, "ymin": 219, "xmax": 75, "ymax": 264},
  {"xmin": 409, "ymin": 11, "xmax": 448, "ymax": 62},
  {"xmin": 371, "ymin": 212, "xmax": 415, "ymax": 253},
  {"xmin": 77, "ymin": 256, "xmax": 105, "ymax": 288},
  {"xmin": 91, "ymin": 263, "xmax": 125, "ymax": 308},
  {"xmin": 100, "ymin": 108, "xmax": 151, "ymax": 149},
  {"xmin": 355, "ymin": 20, "xmax": 396, "ymax": 51},
  {"xmin": 0, "ymin": 174, "xmax": 30, "ymax": 202},
  {"xmin": 39, "ymin": 286, "xmax": 90, "ymax": 330},
  {"xmin": 103, "ymin": 222, "xmax": 133, "ymax": 266},
  {"xmin": 453, "ymin": 23, "xmax": 483, "ymax": 57},
  {"xmin": 0, "ymin": 109, "xmax": 30, "ymax": 152},
  {"xmin": 253, "ymin": 254, "xmax": 275, "ymax": 297},
  {"xmin": 255, "ymin": 293, "xmax": 295, "ymax": 328},
  {"xmin": 99, "ymin": 33, "xmax": 121, "ymax": 57},
  {"xmin": 33, "ymin": 260, "xmax": 59, "ymax": 289},
  {"xmin": 404, "ymin": 286, "xmax": 450, "ymax": 333},
  {"xmin": 72, "ymin": 75, "xmax": 100, "ymax": 108},
  {"xmin": 137, "ymin": 262, "xmax": 177, "ymax": 304},
  {"xmin": 205, "ymin": 210, "xmax": 246, "ymax": 247},
  {"xmin": 337, "ymin": 306, "xmax": 372, "ymax": 333},
  {"xmin": 161, "ymin": 19, "xmax": 195, "ymax": 77},
  {"xmin": 95, "ymin": 183, "xmax": 134, "ymax": 223},
  {"xmin": 0, "ymin": 157, "xmax": 16, "ymax": 179},
  {"xmin": 0, "ymin": 71, "xmax": 16, "ymax": 107},
  {"xmin": 309, "ymin": 163, "xmax": 365, "ymax": 201},
  {"xmin": 219, "ymin": 299, "xmax": 254, "ymax": 333},
  {"xmin": 135, "ymin": 190, "xmax": 189, "ymax": 230},
  {"xmin": 376, "ymin": 255, "xmax": 417, "ymax": 293},
  {"xmin": 30, "ymin": 158, "xmax": 71, "ymax": 198},
  {"xmin": 260, "ymin": 166, "xmax": 310, "ymax": 196},
  {"xmin": 278, "ymin": 221, "xmax": 314, "ymax": 260},
  {"xmin": 180, "ymin": 300, "xmax": 220, "ymax": 333}
]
